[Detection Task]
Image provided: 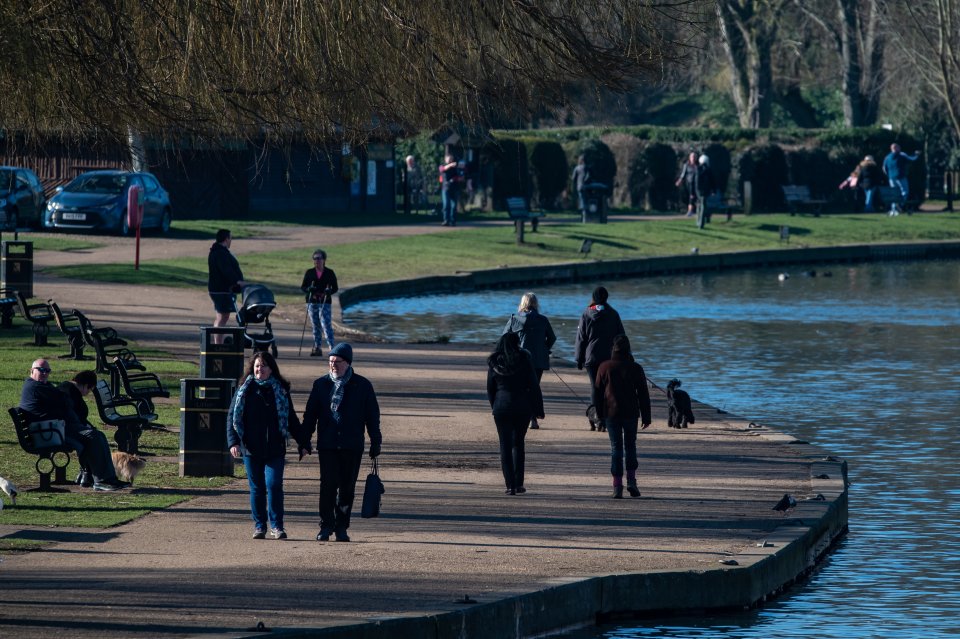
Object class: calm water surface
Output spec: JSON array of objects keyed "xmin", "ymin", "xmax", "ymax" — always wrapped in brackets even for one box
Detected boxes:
[{"xmin": 345, "ymin": 260, "xmax": 960, "ymax": 639}]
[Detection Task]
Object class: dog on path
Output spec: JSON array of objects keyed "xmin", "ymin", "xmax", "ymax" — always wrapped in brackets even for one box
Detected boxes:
[{"xmin": 666, "ymin": 379, "xmax": 695, "ymax": 429}]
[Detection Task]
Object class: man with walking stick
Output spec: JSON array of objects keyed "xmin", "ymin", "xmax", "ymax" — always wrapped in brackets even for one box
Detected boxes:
[{"xmin": 300, "ymin": 249, "xmax": 338, "ymax": 357}]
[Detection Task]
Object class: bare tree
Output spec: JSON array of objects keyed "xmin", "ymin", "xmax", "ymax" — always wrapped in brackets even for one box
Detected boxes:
[
  {"xmin": 0, "ymin": 1, "xmax": 697, "ymax": 144},
  {"xmin": 793, "ymin": 0, "xmax": 886, "ymax": 126},
  {"xmin": 715, "ymin": 0, "xmax": 788, "ymax": 128}
]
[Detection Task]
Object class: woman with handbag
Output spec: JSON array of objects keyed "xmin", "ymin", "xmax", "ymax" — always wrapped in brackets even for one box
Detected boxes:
[
  {"xmin": 486, "ymin": 332, "xmax": 543, "ymax": 495},
  {"xmin": 502, "ymin": 292, "xmax": 556, "ymax": 429},
  {"xmin": 228, "ymin": 351, "xmax": 308, "ymax": 540}
]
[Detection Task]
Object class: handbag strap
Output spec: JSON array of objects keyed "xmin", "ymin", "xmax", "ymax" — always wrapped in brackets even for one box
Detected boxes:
[{"xmin": 372, "ymin": 457, "xmax": 379, "ymax": 476}]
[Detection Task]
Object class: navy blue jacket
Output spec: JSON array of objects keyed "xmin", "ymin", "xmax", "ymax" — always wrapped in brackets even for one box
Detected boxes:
[
  {"xmin": 574, "ymin": 304, "xmax": 626, "ymax": 368},
  {"xmin": 302, "ymin": 372, "xmax": 382, "ymax": 454}
]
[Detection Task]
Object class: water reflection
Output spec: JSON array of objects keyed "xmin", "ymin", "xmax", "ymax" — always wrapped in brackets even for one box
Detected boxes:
[{"xmin": 345, "ymin": 260, "xmax": 960, "ymax": 639}]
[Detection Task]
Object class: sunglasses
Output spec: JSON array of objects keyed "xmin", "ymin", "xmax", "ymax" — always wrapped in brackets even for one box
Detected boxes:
[{"xmin": 33, "ymin": 367, "xmax": 51, "ymax": 373}]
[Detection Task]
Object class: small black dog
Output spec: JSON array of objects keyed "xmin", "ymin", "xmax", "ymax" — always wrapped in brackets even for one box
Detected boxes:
[
  {"xmin": 586, "ymin": 404, "xmax": 605, "ymax": 432},
  {"xmin": 666, "ymin": 379, "xmax": 695, "ymax": 429}
]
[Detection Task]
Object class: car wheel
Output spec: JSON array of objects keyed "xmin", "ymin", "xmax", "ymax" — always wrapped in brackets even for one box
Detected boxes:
[
  {"xmin": 120, "ymin": 212, "xmax": 131, "ymax": 237},
  {"xmin": 160, "ymin": 208, "xmax": 171, "ymax": 234}
]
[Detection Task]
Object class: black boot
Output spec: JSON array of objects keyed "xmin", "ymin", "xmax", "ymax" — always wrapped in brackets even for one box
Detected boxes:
[{"xmin": 75, "ymin": 470, "xmax": 93, "ymax": 488}]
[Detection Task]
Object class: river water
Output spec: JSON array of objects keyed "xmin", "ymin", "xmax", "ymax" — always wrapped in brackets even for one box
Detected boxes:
[{"xmin": 343, "ymin": 259, "xmax": 960, "ymax": 639}]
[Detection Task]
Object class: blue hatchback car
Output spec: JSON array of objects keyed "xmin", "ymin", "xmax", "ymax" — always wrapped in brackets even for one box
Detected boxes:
[{"xmin": 44, "ymin": 170, "xmax": 172, "ymax": 235}]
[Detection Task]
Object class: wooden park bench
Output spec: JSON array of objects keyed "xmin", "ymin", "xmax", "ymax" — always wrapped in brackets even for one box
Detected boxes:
[
  {"xmin": 49, "ymin": 301, "xmax": 88, "ymax": 360},
  {"xmin": 92, "ymin": 380, "xmax": 155, "ymax": 455},
  {"xmin": 8, "ymin": 407, "xmax": 75, "ymax": 491},
  {"xmin": 506, "ymin": 196, "xmax": 544, "ymax": 245},
  {"xmin": 74, "ymin": 310, "xmax": 143, "ymax": 375},
  {"xmin": 14, "ymin": 291, "xmax": 53, "ymax": 346},
  {"xmin": 782, "ymin": 185, "xmax": 828, "ymax": 217},
  {"xmin": 111, "ymin": 357, "xmax": 169, "ymax": 415}
]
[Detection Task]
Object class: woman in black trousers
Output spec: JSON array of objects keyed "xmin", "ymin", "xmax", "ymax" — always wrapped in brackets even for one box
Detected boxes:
[{"xmin": 486, "ymin": 332, "xmax": 543, "ymax": 495}]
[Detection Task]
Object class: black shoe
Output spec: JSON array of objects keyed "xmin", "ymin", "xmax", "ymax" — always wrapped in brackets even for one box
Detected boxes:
[
  {"xmin": 93, "ymin": 480, "xmax": 127, "ymax": 492},
  {"xmin": 613, "ymin": 486, "xmax": 624, "ymax": 499},
  {"xmin": 627, "ymin": 484, "xmax": 641, "ymax": 498},
  {"xmin": 75, "ymin": 471, "xmax": 93, "ymax": 488},
  {"xmin": 317, "ymin": 530, "xmax": 331, "ymax": 542},
  {"xmin": 335, "ymin": 531, "xmax": 350, "ymax": 542},
  {"xmin": 310, "ymin": 347, "xmax": 323, "ymax": 357},
  {"xmin": 515, "ymin": 486, "xmax": 526, "ymax": 494}
]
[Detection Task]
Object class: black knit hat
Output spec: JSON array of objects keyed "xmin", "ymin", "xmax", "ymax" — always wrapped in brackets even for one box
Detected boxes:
[{"xmin": 329, "ymin": 343, "xmax": 353, "ymax": 364}]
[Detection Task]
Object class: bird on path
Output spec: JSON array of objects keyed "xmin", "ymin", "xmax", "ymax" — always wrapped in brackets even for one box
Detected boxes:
[
  {"xmin": 772, "ymin": 493, "xmax": 796, "ymax": 513},
  {"xmin": 0, "ymin": 476, "xmax": 18, "ymax": 506}
]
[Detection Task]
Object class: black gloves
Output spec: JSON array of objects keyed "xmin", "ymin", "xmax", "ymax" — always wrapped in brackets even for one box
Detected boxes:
[{"xmin": 369, "ymin": 443, "xmax": 381, "ymax": 459}]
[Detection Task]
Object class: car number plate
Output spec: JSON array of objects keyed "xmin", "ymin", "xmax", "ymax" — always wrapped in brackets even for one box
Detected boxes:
[{"xmin": 61, "ymin": 212, "xmax": 86, "ymax": 221}]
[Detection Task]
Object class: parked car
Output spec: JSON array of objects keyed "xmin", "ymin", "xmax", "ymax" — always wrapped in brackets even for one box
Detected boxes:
[
  {"xmin": 44, "ymin": 170, "xmax": 172, "ymax": 235},
  {"xmin": 0, "ymin": 166, "xmax": 46, "ymax": 230}
]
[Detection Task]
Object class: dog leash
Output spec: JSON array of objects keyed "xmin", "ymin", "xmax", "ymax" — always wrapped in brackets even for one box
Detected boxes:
[{"xmin": 550, "ymin": 368, "xmax": 591, "ymax": 407}]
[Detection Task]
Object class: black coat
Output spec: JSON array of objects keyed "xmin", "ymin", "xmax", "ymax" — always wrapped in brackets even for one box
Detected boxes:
[
  {"xmin": 20, "ymin": 378, "xmax": 86, "ymax": 438},
  {"xmin": 574, "ymin": 304, "xmax": 625, "ymax": 368},
  {"xmin": 226, "ymin": 381, "xmax": 305, "ymax": 459},
  {"xmin": 300, "ymin": 267, "xmax": 339, "ymax": 304},
  {"xmin": 208, "ymin": 242, "xmax": 244, "ymax": 293},
  {"xmin": 302, "ymin": 372, "xmax": 382, "ymax": 454},
  {"xmin": 503, "ymin": 310, "xmax": 556, "ymax": 371},
  {"xmin": 486, "ymin": 350, "xmax": 544, "ymax": 419}
]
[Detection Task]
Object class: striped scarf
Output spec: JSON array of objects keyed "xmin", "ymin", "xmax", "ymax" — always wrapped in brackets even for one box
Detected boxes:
[{"xmin": 329, "ymin": 366, "xmax": 353, "ymax": 424}]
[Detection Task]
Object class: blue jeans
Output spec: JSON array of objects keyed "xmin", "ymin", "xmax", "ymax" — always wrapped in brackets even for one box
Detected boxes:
[
  {"xmin": 307, "ymin": 302, "xmax": 335, "ymax": 350},
  {"xmin": 889, "ymin": 177, "xmax": 909, "ymax": 210},
  {"xmin": 863, "ymin": 187, "xmax": 877, "ymax": 212},
  {"xmin": 605, "ymin": 417, "xmax": 639, "ymax": 479},
  {"xmin": 441, "ymin": 186, "xmax": 459, "ymax": 224},
  {"xmin": 243, "ymin": 454, "xmax": 285, "ymax": 530}
]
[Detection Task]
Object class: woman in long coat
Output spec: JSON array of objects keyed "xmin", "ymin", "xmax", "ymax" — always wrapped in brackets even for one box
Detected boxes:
[{"xmin": 503, "ymin": 292, "xmax": 556, "ymax": 429}]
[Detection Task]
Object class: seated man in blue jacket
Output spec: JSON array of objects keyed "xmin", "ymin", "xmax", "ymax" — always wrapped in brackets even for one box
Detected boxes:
[
  {"xmin": 302, "ymin": 343, "xmax": 382, "ymax": 542},
  {"xmin": 19, "ymin": 359, "xmax": 128, "ymax": 491}
]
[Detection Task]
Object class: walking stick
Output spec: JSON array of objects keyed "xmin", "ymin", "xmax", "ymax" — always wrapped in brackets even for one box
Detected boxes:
[{"xmin": 298, "ymin": 306, "xmax": 309, "ymax": 356}]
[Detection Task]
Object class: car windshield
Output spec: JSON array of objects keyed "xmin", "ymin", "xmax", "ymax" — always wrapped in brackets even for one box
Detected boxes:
[{"xmin": 65, "ymin": 174, "xmax": 129, "ymax": 194}]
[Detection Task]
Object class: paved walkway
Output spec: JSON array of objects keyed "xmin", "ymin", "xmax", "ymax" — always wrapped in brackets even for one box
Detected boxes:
[{"xmin": 0, "ymin": 223, "xmax": 834, "ymax": 638}]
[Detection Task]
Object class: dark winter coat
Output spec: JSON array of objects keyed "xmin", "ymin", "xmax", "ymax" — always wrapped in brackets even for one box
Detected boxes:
[
  {"xmin": 302, "ymin": 372, "xmax": 382, "ymax": 455},
  {"xmin": 300, "ymin": 267, "xmax": 339, "ymax": 304},
  {"xmin": 226, "ymin": 381, "xmax": 304, "ymax": 459},
  {"xmin": 574, "ymin": 304, "xmax": 625, "ymax": 368},
  {"xmin": 594, "ymin": 352, "xmax": 652, "ymax": 423},
  {"xmin": 694, "ymin": 164, "xmax": 715, "ymax": 198},
  {"xmin": 486, "ymin": 350, "xmax": 544, "ymax": 419},
  {"xmin": 208, "ymin": 242, "xmax": 244, "ymax": 293},
  {"xmin": 503, "ymin": 310, "xmax": 557, "ymax": 371}
]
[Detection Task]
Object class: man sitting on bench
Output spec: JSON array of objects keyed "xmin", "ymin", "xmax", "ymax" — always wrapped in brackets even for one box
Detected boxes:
[{"xmin": 19, "ymin": 359, "xmax": 129, "ymax": 491}]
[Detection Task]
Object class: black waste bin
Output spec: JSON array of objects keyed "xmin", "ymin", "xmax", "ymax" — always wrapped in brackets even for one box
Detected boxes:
[
  {"xmin": 180, "ymin": 378, "xmax": 236, "ymax": 477},
  {"xmin": 580, "ymin": 183, "xmax": 608, "ymax": 223},
  {"xmin": 1, "ymin": 241, "xmax": 33, "ymax": 297},
  {"xmin": 200, "ymin": 326, "xmax": 246, "ymax": 380}
]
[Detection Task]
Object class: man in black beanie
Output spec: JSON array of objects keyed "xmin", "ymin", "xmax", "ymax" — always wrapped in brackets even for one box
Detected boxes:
[{"xmin": 302, "ymin": 343, "xmax": 382, "ymax": 542}]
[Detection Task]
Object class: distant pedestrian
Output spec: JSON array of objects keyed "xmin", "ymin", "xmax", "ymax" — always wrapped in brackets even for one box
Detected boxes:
[
  {"xmin": 439, "ymin": 154, "xmax": 462, "ymax": 226},
  {"xmin": 882, "ymin": 143, "xmax": 920, "ymax": 215},
  {"xmin": 302, "ymin": 343, "xmax": 382, "ymax": 543},
  {"xmin": 503, "ymin": 292, "xmax": 556, "ymax": 429},
  {"xmin": 571, "ymin": 154, "xmax": 590, "ymax": 218},
  {"xmin": 208, "ymin": 228, "xmax": 247, "ymax": 344},
  {"xmin": 594, "ymin": 335, "xmax": 651, "ymax": 499},
  {"xmin": 694, "ymin": 154, "xmax": 715, "ymax": 229},
  {"xmin": 405, "ymin": 155, "xmax": 425, "ymax": 207},
  {"xmin": 574, "ymin": 286, "xmax": 625, "ymax": 431},
  {"xmin": 840, "ymin": 155, "xmax": 882, "ymax": 212},
  {"xmin": 675, "ymin": 151, "xmax": 698, "ymax": 217},
  {"xmin": 228, "ymin": 351, "xmax": 308, "ymax": 540},
  {"xmin": 300, "ymin": 249, "xmax": 339, "ymax": 357},
  {"xmin": 486, "ymin": 332, "xmax": 543, "ymax": 495}
]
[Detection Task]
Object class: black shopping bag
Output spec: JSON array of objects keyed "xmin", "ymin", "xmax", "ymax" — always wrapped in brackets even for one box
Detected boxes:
[{"xmin": 360, "ymin": 459, "xmax": 385, "ymax": 519}]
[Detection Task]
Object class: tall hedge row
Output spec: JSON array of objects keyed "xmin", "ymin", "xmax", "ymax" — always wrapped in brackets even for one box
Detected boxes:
[{"xmin": 488, "ymin": 126, "xmax": 924, "ymax": 212}]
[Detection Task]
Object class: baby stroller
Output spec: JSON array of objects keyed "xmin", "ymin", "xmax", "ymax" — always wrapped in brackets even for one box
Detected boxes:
[{"xmin": 237, "ymin": 284, "xmax": 278, "ymax": 356}]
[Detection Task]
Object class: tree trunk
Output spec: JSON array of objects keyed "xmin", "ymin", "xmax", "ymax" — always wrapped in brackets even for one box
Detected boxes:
[{"xmin": 716, "ymin": 1, "xmax": 780, "ymax": 129}]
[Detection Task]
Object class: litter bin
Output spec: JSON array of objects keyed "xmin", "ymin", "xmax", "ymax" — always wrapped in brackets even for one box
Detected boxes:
[
  {"xmin": 179, "ymin": 378, "xmax": 236, "ymax": 477},
  {"xmin": 199, "ymin": 326, "xmax": 246, "ymax": 380},
  {"xmin": 1, "ymin": 241, "xmax": 33, "ymax": 297},
  {"xmin": 580, "ymin": 183, "xmax": 608, "ymax": 224}
]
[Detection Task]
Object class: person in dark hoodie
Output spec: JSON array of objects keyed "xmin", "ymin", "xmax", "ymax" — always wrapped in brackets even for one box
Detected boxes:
[
  {"xmin": 594, "ymin": 334, "xmax": 651, "ymax": 499},
  {"xmin": 487, "ymin": 332, "xmax": 543, "ymax": 495},
  {"xmin": 228, "ymin": 351, "xmax": 308, "ymax": 540},
  {"xmin": 502, "ymin": 292, "xmax": 556, "ymax": 429},
  {"xmin": 302, "ymin": 343, "xmax": 382, "ymax": 542},
  {"xmin": 574, "ymin": 286, "xmax": 625, "ymax": 430}
]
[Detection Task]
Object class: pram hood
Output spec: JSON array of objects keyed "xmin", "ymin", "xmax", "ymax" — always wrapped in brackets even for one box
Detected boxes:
[{"xmin": 238, "ymin": 284, "xmax": 276, "ymax": 325}]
